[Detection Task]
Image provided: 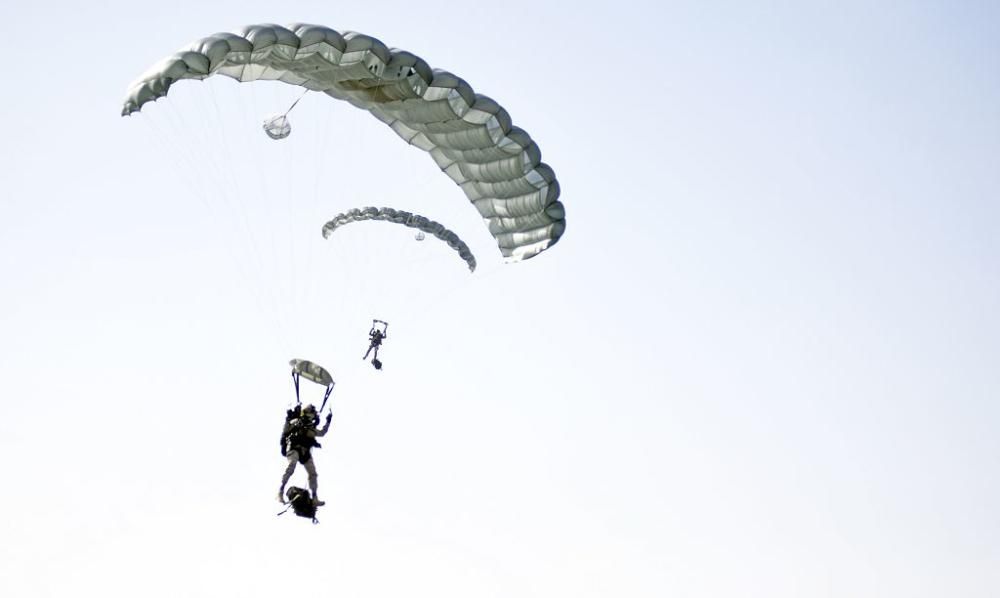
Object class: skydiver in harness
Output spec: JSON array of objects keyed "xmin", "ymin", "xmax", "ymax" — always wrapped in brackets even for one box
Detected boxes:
[
  {"xmin": 279, "ymin": 359, "xmax": 335, "ymax": 522},
  {"xmin": 363, "ymin": 319, "xmax": 388, "ymax": 370},
  {"xmin": 279, "ymin": 403, "xmax": 332, "ymax": 508}
]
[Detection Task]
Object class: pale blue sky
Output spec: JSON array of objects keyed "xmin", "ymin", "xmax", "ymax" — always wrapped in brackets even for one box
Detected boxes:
[{"xmin": 1, "ymin": 2, "xmax": 998, "ymax": 597}]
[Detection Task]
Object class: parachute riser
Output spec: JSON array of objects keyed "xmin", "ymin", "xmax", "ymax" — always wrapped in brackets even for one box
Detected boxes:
[
  {"xmin": 319, "ymin": 385, "xmax": 334, "ymax": 413},
  {"xmin": 292, "ymin": 370, "xmax": 334, "ymax": 414}
]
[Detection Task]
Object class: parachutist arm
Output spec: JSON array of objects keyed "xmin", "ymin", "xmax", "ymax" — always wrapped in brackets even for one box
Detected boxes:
[{"xmin": 316, "ymin": 413, "xmax": 333, "ymax": 437}]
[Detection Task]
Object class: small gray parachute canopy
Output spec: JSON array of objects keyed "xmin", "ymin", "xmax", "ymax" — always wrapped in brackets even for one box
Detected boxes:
[
  {"xmin": 322, "ymin": 207, "xmax": 477, "ymax": 272},
  {"xmin": 121, "ymin": 23, "xmax": 565, "ymax": 262},
  {"xmin": 289, "ymin": 359, "xmax": 335, "ymax": 410},
  {"xmin": 289, "ymin": 359, "xmax": 334, "ymax": 387}
]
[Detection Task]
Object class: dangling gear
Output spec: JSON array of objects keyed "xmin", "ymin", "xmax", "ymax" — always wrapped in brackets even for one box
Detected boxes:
[{"xmin": 279, "ymin": 486, "xmax": 320, "ymax": 523}]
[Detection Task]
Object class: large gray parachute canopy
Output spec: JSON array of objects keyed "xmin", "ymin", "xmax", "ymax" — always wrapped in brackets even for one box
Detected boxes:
[
  {"xmin": 321, "ymin": 207, "xmax": 477, "ymax": 272},
  {"xmin": 122, "ymin": 23, "xmax": 565, "ymax": 262},
  {"xmin": 289, "ymin": 359, "xmax": 334, "ymax": 388}
]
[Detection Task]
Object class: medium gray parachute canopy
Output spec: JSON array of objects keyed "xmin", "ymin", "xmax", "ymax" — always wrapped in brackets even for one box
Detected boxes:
[
  {"xmin": 122, "ymin": 23, "xmax": 565, "ymax": 262},
  {"xmin": 321, "ymin": 207, "xmax": 477, "ymax": 272},
  {"xmin": 289, "ymin": 359, "xmax": 334, "ymax": 388}
]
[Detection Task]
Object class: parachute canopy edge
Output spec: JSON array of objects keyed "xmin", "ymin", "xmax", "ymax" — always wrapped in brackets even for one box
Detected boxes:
[
  {"xmin": 322, "ymin": 206, "xmax": 477, "ymax": 272},
  {"xmin": 289, "ymin": 359, "xmax": 334, "ymax": 388},
  {"xmin": 121, "ymin": 23, "xmax": 565, "ymax": 261}
]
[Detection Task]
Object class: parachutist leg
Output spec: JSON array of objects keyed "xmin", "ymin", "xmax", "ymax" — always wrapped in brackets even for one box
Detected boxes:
[
  {"xmin": 304, "ymin": 459, "xmax": 321, "ymax": 504},
  {"xmin": 280, "ymin": 451, "xmax": 299, "ymax": 497}
]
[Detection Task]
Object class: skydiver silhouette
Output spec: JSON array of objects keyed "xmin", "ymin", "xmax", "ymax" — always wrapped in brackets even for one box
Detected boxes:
[
  {"xmin": 278, "ymin": 404, "xmax": 332, "ymax": 507},
  {"xmin": 363, "ymin": 320, "xmax": 388, "ymax": 369}
]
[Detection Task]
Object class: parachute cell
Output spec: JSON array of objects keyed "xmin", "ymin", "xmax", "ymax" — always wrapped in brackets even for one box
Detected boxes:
[
  {"xmin": 322, "ymin": 207, "xmax": 477, "ymax": 272},
  {"xmin": 121, "ymin": 23, "xmax": 565, "ymax": 262}
]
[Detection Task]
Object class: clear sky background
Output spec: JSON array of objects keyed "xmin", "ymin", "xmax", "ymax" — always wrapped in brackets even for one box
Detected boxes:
[{"xmin": 1, "ymin": 1, "xmax": 998, "ymax": 597}]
